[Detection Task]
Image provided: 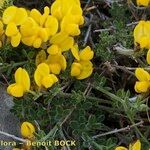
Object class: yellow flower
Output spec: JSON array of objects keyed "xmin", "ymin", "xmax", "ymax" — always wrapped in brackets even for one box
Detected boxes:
[
  {"xmin": 134, "ymin": 21, "xmax": 150, "ymax": 49},
  {"xmin": 51, "ymin": 0, "xmax": 83, "ymax": 37},
  {"xmin": 34, "ymin": 63, "xmax": 58, "ymax": 88},
  {"xmin": 2, "ymin": 6, "xmax": 28, "ymax": 47},
  {"xmin": 134, "ymin": 68, "xmax": 150, "ymax": 93},
  {"xmin": 61, "ymin": 14, "xmax": 83, "ymax": 36},
  {"xmin": 47, "ymin": 44, "xmax": 61, "ymax": 55},
  {"xmin": 7, "ymin": 68, "xmax": 30, "ymax": 97},
  {"xmin": 2, "ymin": 6, "xmax": 28, "ymax": 25},
  {"xmin": 46, "ymin": 53, "xmax": 67, "ymax": 74},
  {"xmin": 20, "ymin": 6, "xmax": 58, "ymax": 48},
  {"xmin": 21, "ymin": 122, "xmax": 35, "ymax": 139},
  {"xmin": 71, "ymin": 61, "xmax": 93, "ymax": 80},
  {"xmin": 137, "ymin": 0, "xmax": 150, "ymax": 6},
  {"xmin": 50, "ymin": 32, "xmax": 74, "ymax": 52},
  {"xmin": 51, "ymin": 0, "xmax": 83, "ymax": 21},
  {"xmin": 115, "ymin": 140, "xmax": 141, "ymax": 150},
  {"xmin": 71, "ymin": 44, "xmax": 94, "ymax": 80}
]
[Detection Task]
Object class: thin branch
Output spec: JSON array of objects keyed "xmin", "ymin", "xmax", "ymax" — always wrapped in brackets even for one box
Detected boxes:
[
  {"xmin": 94, "ymin": 21, "xmax": 138, "ymax": 33},
  {"xmin": 83, "ymin": 14, "xmax": 93, "ymax": 46},
  {"xmin": 92, "ymin": 120, "xmax": 144, "ymax": 139},
  {"xmin": 0, "ymin": 130, "xmax": 27, "ymax": 143}
]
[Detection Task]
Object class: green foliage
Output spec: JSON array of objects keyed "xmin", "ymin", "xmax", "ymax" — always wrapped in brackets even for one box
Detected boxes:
[{"xmin": 0, "ymin": 1, "xmax": 150, "ymax": 150}]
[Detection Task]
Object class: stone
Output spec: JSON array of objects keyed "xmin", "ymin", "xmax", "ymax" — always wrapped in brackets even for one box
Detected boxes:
[{"xmin": 0, "ymin": 86, "xmax": 20, "ymax": 150}]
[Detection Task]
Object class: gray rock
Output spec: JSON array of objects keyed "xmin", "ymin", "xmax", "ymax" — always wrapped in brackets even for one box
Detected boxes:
[{"xmin": 0, "ymin": 86, "xmax": 20, "ymax": 150}]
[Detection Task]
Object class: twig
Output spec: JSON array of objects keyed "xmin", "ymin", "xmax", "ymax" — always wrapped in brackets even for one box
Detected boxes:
[
  {"xmin": 112, "ymin": 65, "xmax": 135, "ymax": 76},
  {"xmin": 83, "ymin": 0, "xmax": 91, "ymax": 11},
  {"xmin": 83, "ymin": 14, "xmax": 93, "ymax": 46},
  {"xmin": 92, "ymin": 120, "xmax": 144, "ymax": 139},
  {"xmin": 83, "ymin": 82, "xmax": 91, "ymax": 96},
  {"xmin": 94, "ymin": 21, "xmax": 138, "ymax": 33},
  {"xmin": 0, "ymin": 130, "xmax": 27, "ymax": 143}
]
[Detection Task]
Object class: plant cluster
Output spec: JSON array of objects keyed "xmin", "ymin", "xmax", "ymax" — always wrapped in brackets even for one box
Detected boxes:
[{"xmin": 0, "ymin": 0, "xmax": 149, "ymax": 150}]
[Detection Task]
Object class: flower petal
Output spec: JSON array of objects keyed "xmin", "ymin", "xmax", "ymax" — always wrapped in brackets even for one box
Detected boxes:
[
  {"xmin": 49, "ymin": 63, "xmax": 61, "ymax": 74},
  {"xmin": 33, "ymin": 37, "xmax": 42, "ymax": 48},
  {"xmin": 38, "ymin": 28, "xmax": 48, "ymax": 42},
  {"xmin": 21, "ymin": 122, "xmax": 35, "ymax": 139},
  {"xmin": 137, "ymin": 0, "xmax": 149, "ymax": 6},
  {"xmin": 59, "ymin": 36, "xmax": 74, "ymax": 51},
  {"xmin": 79, "ymin": 46, "xmax": 94, "ymax": 61},
  {"xmin": 11, "ymin": 32, "xmax": 21, "ymax": 47},
  {"xmin": 71, "ymin": 62, "xmax": 82, "ymax": 76},
  {"xmin": 76, "ymin": 61, "xmax": 93, "ymax": 80},
  {"xmin": 13, "ymin": 8, "xmax": 28, "ymax": 25},
  {"xmin": 50, "ymin": 32, "xmax": 68, "ymax": 44},
  {"xmin": 2, "ymin": 6, "xmax": 17, "ymax": 24},
  {"xmin": 135, "ymin": 68, "xmax": 150, "ymax": 81},
  {"xmin": 115, "ymin": 146, "xmax": 128, "ymax": 150},
  {"xmin": 5, "ymin": 22, "xmax": 18, "ymax": 36},
  {"xmin": 7, "ymin": 83, "xmax": 24, "ymax": 97},
  {"xmin": 30, "ymin": 8, "xmax": 42, "ymax": 24},
  {"xmin": 51, "ymin": 0, "xmax": 63, "ymax": 20},
  {"xmin": 45, "ymin": 16, "xmax": 58, "ymax": 36},
  {"xmin": 15, "ymin": 67, "xmax": 30, "ymax": 91},
  {"xmin": 59, "ymin": 54, "xmax": 67, "ymax": 70},
  {"xmin": 21, "ymin": 35, "xmax": 36, "ymax": 46},
  {"xmin": 146, "ymin": 49, "xmax": 150, "ymax": 65},
  {"xmin": 71, "ymin": 44, "xmax": 80, "ymax": 61},
  {"xmin": 130, "ymin": 140, "xmax": 141, "ymax": 150},
  {"xmin": 34, "ymin": 63, "xmax": 50, "ymax": 87},
  {"xmin": 47, "ymin": 45, "xmax": 60, "ymax": 55},
  {"xmin": 139, "ymin": 36, "xmax": 149, "ymax": 49},
  {"xmin": 49, "ymin": 74, "xmax": 58, "ymax": 83},
  {"xmin": 134, "ymin": 81, "xmax": 149, "ymax": 93},
  {"xmin": 20, "ymin": 17, "xmax": 39, "ymax": 37},
  {"xmin": 42, "ymin": 75, "xmax": 54, "ymax": 88}
]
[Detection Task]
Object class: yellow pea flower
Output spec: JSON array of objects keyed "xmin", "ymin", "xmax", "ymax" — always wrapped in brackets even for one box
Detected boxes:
[
  {"xmin": 71, "ymin": 44, "xmax": 94, "ymax": 80},
  {"xmin": 2, "ymin": 6, "xmax": 28, "ymax": 25},
  {"xmin": 137, "ymin": 0, "xmax": 150, "ymax": 6},
  {"xmin": 21, "ymin": 6, "xmax": 58, "ymax": 48},
  {"xmin": 134, "ymin": 21, "xmax": 150, "ymax": 49},
  {"xmin": 7, "ymin": 68, "xmax": 30, "ymax": 97},
  {"xmin": 34, "ymin": 63, "xmax": 58, "ymax": 88},
  {"xmin": 47, "ymin": 44, "xmax": 61, "ymax": 55},
  {"xmin": 21, "ymin": 122, "xmax": 35, "ymax": 139},
  {"xmin": 134, "ymin": 68, "xmax": 150, "ymax": 93},
  {"xmin": 71, "ymin": 61, "xmax": 93, "ymax": 80},
  {"xmin": 46, "ymin": 53, "xmax": 67, "ymax": 74},
  {"xmin": 51, "ymin": 0, "xmax": 83, "ymax": 21},
  {"xmin": 50, "ymin": 32, "xmax": 74, "ymax": 52},
  {"xmin": 115, "ymin": 140, "xmax": 141, "ymax": 150},
  {"xmin": 51, "ymin": 0, "xmax": 83, "ymax": 36},
  {"xmin": 44, "ymin": 15, "xmax": 58, "ymax": 36},
  {"xmin": 61, "ymin": 14, "xmax": 83, "ymax": 36},
  {"xmin": 2, "ymin": 6, "xmax": 28, "ymax": 47},
  {"xmin": 71, "ymin": 44, "xmax": 94, "ymax": 61}
]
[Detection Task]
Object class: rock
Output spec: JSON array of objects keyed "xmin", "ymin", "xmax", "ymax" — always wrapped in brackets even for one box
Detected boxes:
[{"xmin": 0, "ymin": 86, "xmax": 20, "ymax": 150}]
